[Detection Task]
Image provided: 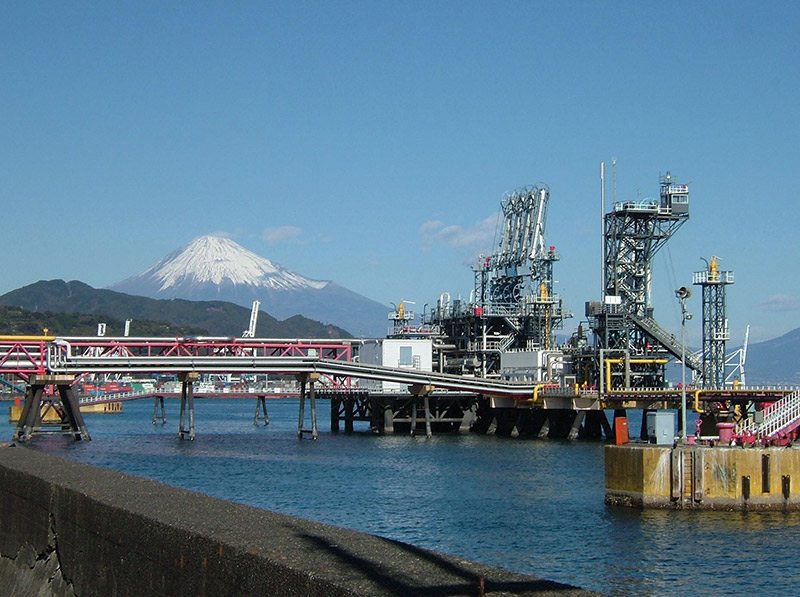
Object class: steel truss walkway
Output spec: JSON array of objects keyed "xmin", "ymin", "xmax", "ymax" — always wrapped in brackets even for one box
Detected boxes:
[
  {"xmin": 2, "ymin": 335, "xmax": 564, "ymax": 397},
  {"xmin": 4, "ymin": 335, "xmax": 565, "ymax": 443},
  {"xmin": 2, "ymin": 335, "xmax": 793, "ymax": 442}
]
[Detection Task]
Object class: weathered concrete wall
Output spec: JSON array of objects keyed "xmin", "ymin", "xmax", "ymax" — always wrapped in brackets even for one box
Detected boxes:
[
  {"xmin": 606, "ymin": 444, "xmax": 800, "ymax": 510},
  {"xmin": 700, "ymin": 445, "xmax": 800, "ymax": 509},
  {"xmin": 604, "ymin": 445, "xmax": 672, "ymax": 508},
  {"xmin": 0, "ymin": 446, "xmax": 594, "ymax": 596}
]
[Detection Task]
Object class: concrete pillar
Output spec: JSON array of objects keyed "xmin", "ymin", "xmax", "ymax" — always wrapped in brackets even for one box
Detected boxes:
[
  {"xmin": 458, "ymin": 402, "xmax": 476, "ymax": 433},
  {"xmin": 384, "ymin": 404, "xmax": 395, "ymax": 434},
  {"xmin": 567, "ymin": 411, "xmax": 586, "ymax": 440},
  {"xmin": 537, "ymin": 412, "xmax": 551, "ymax": 439},
  {"xmin": 13, "ymin": 384, "xmax": 43, "ymax": 442},
  {"xmin": 330, "ymin": 394, "xmax": 340, "ymax": 432},
  {"xmin": 344, "ymin": 397, "xmax": 354, "ymax": 433},
  {"xmin": 409, "ymin": 384, "xmax": 435, "ymax": 438},
  {"xmin": 296, "ymin": 372, "xmax": 320, "ymax": 439}
]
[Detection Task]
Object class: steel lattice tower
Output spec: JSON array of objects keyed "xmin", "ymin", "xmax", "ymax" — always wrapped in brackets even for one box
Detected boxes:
[
  {"xmin": 589, "ymin": 171, "xmax": 694, "ymax": 388},
  {"xmin": 693, "ymin": 257, "xmax": 734, "ymax": 389}
]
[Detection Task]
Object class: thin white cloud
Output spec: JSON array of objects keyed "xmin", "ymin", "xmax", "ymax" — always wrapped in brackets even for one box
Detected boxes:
[
  {"xmin": 758, "ymin": 294, "xmax": 799, "ymax": 312},
  {"xmin": 419, "ymin": 220, "xmax": 443, "ymax": 235},
  {"xmin": 262, "ymin": 226, "xmax": 302, "ymax": 244},
  {"xmin": 419, "ymin": 215, "xmax": 497, "ymax": 255}
]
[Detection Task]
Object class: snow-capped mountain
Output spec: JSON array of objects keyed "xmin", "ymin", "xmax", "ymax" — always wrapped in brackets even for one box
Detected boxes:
[
  {"xmin": 108, "ymin": 235, "xmax": 390, "ymax": 337},
  {"xmin": 117, "ymin": 235, "xmax": 328, "ymax": 293}
]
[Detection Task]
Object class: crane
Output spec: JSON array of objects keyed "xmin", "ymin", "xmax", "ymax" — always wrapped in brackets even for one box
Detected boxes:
[{"xmin": 242, "ymin": 300, "xmax": 260, "ymax": 338}]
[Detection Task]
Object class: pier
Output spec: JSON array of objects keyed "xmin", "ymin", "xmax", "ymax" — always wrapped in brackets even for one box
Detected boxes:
[
  {"xmin": 605, "ymin": 443, "xmax": 800, "ymax": 510},
  {"xmin": 1, "ymin": 335, "xmax": 793, "ymax": 444}
]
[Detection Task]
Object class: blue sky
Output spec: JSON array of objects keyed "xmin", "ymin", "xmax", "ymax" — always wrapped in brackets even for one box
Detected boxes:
[{"xmin": 2, "ymin": 1, "xmax": 798, "ymax": 344}]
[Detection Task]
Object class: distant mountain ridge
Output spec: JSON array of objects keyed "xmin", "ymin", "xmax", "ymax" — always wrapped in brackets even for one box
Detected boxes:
[
  {"xmin": 108, "ymin": 235, "xmax": 389, "ymax": 337},
  {"xmin": 0, "ymin": 280, "xmax": 350, "ymax": 338},
  {"xmin": 0, "ymin": 304, "xmax": 206, "ymax": 337},
  {"xmin": 744, "ymin": 327, "xmax": 800, "ymax": 386}
]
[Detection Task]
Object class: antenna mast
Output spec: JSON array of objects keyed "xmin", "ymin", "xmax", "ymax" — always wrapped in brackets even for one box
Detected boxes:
[{"xmin": 600, "ymin": 162, "xmax": 605, "ymax": 298}]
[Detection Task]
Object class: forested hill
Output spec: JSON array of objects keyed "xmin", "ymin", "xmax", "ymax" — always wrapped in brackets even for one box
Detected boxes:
[{"xmin": 0, "ymin": 280, "xmax": 351, "ymax": 338}]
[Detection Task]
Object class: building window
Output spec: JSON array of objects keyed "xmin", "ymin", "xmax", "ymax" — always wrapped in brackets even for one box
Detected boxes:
[{"xmin": 399, "ymin": 346, "xmax": 413, "ymax": 367}]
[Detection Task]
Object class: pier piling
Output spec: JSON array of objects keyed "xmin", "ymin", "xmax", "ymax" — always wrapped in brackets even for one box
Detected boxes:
[
  {"xmin": 253, "ymin": 395, "xmax": 269, "ymax": 426},
  {"xmin": 152, "ymin": 396, "xmax": 166, "ymax": 425},
  {"xmin": 178, "ymin": 372, "xmax": 198, "ymax": 441}
]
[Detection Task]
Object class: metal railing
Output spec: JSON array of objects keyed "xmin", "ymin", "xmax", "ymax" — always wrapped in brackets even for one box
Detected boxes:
[
  {"xmin": 79, "ymin": 389, "xmax": 153, "ymax": 404},
  {"xmin": 631, "ymin": 314, "xmax": 703, "ymax": 371},
  {"xmin": 737, "ymin": 389, "xmax": 800, "ymax": 438},
  {"xmin": 692, "ymin": 270, "xmax": 734, "ymax": 285}
]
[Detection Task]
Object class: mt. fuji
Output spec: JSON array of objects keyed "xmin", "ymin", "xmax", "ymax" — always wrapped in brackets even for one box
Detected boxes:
[{"xmin": 108, "ymin": 235, "xmax": 389, "ymax": 337}]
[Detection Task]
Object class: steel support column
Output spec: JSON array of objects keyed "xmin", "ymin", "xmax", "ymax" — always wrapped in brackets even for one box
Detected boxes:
[
  {"xmin": 152, "ymin": 396, "xmax": 166, "ymax": 425},
  {"xmin": 13, "ymin": 375, "xmax": 88, "ymax": 442},
  {"xmin": 254, "ymin": 395, "xmax": 269, "ymax": 426},
  {"xmin": 178, "ymin": 372, "xmax": 198, "ymax": 440}
]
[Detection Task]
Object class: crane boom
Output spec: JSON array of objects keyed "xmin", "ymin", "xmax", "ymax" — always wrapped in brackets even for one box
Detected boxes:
[{"xmin": 243, "ymin": 300, "xmax": 260, "ymax": 337}]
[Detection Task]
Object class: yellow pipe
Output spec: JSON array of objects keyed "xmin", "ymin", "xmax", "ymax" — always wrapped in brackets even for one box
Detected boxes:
[
  {"xmin": 530, "ymin": 383, "xmax": 558, "ymax": 405},
  {"xmin": 604, "ymin": 358, "xmax": 669, "ymax": 364},
  {"xmin": 604, "ymin": 358, "xmax": 669, "ymax": 391},
  {"xmin": 694, "ymin": 389, "xmax": 705, "ymax": 413},
  {"xmin": 0, "ymin": 335, "xmax": 56, "ymax": 341},
  {"xmin": 605, "ymin": 389, "xmax": 682, "ymax": 395}
]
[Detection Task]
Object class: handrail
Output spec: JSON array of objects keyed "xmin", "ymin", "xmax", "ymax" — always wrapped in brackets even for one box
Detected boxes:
[
  {"xmin": 736, "ymin": 390, "xmax": 800, "ymax": 438},
  {"xmin": 604, "ymin": 358, "xmax": 669, "ymax": 391}
]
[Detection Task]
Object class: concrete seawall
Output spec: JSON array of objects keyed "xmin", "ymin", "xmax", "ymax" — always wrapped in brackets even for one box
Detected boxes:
[
  {"xmin": 0, "ymin": 446, "xmax": 594, "ymax": 596},
  {"xmin": 605, "ymin": 444, "xmax": 800, "ymax": 510}
]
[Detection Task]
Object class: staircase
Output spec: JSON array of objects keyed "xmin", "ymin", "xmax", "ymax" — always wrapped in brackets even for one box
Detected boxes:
[
  {"xmin": 631, "ymin": 314, "xmax": 703, "ymax": 371},
  {"xmin": 737, "ymin": 390, "xmax": 800, "ymax": 439}
]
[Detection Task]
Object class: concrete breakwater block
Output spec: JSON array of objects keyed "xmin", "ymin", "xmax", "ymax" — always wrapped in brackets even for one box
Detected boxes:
[
  {"xmin": 0, "ymin": 446, "xmax": 596, "ymax": 596},
  {"xmin": 606, "ymin": 444, "xmax": 800, "ymax": 510}
]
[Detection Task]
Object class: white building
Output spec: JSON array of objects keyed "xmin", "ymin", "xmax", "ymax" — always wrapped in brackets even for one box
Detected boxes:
[{"xmin": 358, "ymin": 338, "xmax": 433, "ymax": 392}]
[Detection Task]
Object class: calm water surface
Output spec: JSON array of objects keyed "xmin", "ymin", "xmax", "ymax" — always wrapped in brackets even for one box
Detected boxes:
[{"xmin": 7, "ymin": 398, "xmax": 800, "ymax": 596}]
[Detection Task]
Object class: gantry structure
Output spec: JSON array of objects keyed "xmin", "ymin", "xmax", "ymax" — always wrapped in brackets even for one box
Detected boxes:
[
  {"xmin": 693, "ymin": 256, "xmax": 735, "ymax": 389},
  {"xmin": 586, "ymin": 172, "xmax": 701, "ymax": 389},
  {"xmin": 426, "ymin": 184, "xmax": 568, "ymax": 377}
]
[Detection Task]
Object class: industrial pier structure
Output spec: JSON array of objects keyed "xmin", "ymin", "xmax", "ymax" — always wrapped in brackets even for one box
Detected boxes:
[
  {"xmin": 420, "ymin": 173, "xmax": 700, "ymax": 391},
  {"xmin": 424, "ymin": 184, "xmax": 568, "ymax": 380},
  {"xmin": 4, "ymin": 169, "xmax": 798, "ymax": 453},
  {"xmin": 5, "ymin": 168, "xmax": 800, "ymax": 509},
  {"xmin": 404, "ymin": 168, "xmax": 796, "ymax": 448}
]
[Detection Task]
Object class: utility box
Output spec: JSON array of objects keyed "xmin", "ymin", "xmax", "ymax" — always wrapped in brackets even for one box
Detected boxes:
[{"xmin": 646, "ymin": 411, "xmax": 675, "ymax": 445}]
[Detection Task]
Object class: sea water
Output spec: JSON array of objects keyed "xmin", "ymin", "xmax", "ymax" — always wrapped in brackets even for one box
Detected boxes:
[{"xmin": 7, "ymin": 398, "xmax": 800, "ymax": 596}]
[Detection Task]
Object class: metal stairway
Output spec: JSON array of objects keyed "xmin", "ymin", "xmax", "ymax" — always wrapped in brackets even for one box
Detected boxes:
[
  {"xmin": 631, "ymin": 314, "xmax": 703, "ymax": 371},
  {"xmin": 737, "ymin": 389, "xmax": 800, "ymax": 439}
]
